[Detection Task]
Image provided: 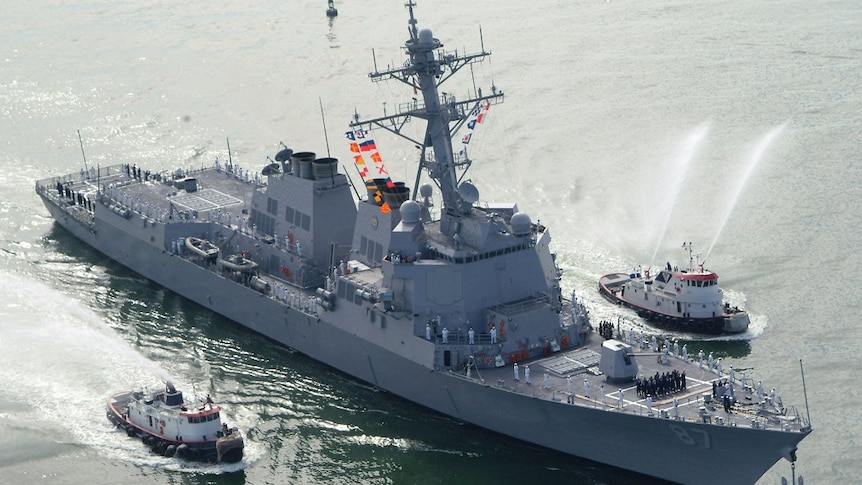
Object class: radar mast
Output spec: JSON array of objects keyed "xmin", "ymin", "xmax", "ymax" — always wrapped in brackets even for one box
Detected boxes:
[{"xmin": 350, "ymin": 1, "xmax": 504, "ymax": 237}]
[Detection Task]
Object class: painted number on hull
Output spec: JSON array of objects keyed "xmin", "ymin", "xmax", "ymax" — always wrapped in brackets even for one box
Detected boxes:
[{"xmin": 669, "ymin": 424, "xmax": 711, "ymax": 449}]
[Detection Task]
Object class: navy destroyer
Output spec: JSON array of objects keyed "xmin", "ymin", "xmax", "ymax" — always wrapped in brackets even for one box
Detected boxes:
[
  {"xmin": 599, "ymin": 243, "xmax": 750, "ymax": 334},
  {"xmin": 36, "ymin": 3, "xmax": 809, "ymax": 483}
]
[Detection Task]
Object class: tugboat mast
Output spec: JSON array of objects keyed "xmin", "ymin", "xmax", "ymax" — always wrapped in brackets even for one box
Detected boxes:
[{"xmin": 350, "ymin": 1, "xmax": 504, "ymax": 237}]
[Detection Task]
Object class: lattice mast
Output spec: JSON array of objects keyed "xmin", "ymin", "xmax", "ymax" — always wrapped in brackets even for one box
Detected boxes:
[{"xmin": 350, "ymin": 1, "xmax": 504, "ymax": 237}]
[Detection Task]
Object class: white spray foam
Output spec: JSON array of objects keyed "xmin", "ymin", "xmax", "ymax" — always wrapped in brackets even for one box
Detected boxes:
[{"xmin": 0, "ymin": 271, "xmax": 258, "ymax": 472}]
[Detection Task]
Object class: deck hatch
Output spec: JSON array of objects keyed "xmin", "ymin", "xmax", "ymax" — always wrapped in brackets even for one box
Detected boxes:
[
  {"xmin": 540, "ymin": 349, "xmax": 601, "ymax": 376},
  {"xmin": 170, "ymin": 188, "xmax": 242, "ymax": 212}
]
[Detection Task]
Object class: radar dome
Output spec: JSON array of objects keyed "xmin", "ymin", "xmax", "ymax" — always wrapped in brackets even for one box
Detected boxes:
[
  {"xmin": 419, "ymin": 29, "xmax": 434, "ymax": 43},
  {"xmin": 400, "ymin": 200, "xmax": 421, "ymax": 224},
  {"xmin": 510, "ymin": 212, "xmax": 532, "ymax": 236},
  {"xmin": 419, "ymin": 183, "xmax": 433, "ymax": 198}
]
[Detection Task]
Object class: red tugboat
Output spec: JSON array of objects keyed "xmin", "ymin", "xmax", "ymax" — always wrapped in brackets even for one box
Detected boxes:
[
  {"xmin": 598, "ymin": 244, "xmax": 749, "ymax": 334},
  {"xmin": 107, "ymin": 381, "xmax": 243, "ymax": 463}
]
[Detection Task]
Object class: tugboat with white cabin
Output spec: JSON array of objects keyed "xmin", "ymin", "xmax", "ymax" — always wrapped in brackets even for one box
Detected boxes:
[
  {"xmin": 106, "ymin": 381, "xmax": 244, "ymax": 463},
  {"xmin": 598, "ymin": 243, "xmax": 749, "ymax": 334}
]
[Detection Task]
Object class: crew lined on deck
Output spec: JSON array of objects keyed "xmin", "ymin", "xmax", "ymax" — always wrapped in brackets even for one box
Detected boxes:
[{"xmin": 636, "ymin": 370, "xmax": 687, "ymax": 398}]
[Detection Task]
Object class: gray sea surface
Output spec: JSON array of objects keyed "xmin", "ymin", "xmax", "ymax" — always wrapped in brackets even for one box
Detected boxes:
[{"xmin": 1, "ymin": 0, "xmax": 860, "ymax": 483}]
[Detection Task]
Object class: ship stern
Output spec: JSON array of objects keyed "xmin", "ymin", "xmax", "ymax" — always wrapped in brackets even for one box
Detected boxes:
[
  {"xmin": 723, "ymin": 312, "xmax": 750, "ymax": 333},
  {"xmin": 216, "ymin": 429, "xmax": 244, "ymax": 463}
]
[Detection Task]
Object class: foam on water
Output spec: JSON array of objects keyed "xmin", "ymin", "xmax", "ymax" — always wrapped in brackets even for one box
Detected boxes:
[{"xmin": 0, "ymin": 271, "xmax": 259, "ymax": 473}]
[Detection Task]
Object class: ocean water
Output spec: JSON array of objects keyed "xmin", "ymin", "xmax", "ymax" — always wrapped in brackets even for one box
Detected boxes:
[{"xmin": 2, "ymin": 0, "xmax": 860, "ymax": 483}]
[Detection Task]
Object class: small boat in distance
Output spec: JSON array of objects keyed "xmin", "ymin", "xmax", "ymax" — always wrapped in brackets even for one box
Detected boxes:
[
  {"xmin": 598, "ymin": 243, "xmax": 749, "ymax": 334},
  {"xmin": 106, "ymin": 381, "xmax": 244, "ymax": 463}
]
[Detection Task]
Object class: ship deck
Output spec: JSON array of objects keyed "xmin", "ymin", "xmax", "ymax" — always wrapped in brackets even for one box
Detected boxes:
[
  {"xmin": 464, "ymin": 335, "xmax": 806, "ymax": 433},
  {"xmin": 36, "ymin": 163, "xmax": 260, "ymax": 226}
]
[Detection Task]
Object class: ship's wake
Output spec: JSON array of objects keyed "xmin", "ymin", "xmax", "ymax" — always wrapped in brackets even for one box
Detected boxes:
[{"xmin": 0, "ymin": 271, "xmax": 259, "ymax": 473}]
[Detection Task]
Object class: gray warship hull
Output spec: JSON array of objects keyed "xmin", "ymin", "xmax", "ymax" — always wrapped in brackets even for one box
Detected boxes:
[{"xmin": 36, "ymin": 3, "xmax": 809, "ymax": 483}]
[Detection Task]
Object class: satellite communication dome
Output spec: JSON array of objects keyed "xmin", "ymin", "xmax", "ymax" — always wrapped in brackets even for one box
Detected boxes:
[
  {"xmin": 419, "ymin": 183, "xmax": 433, "ymax": 198},
  {"xmin": 510, "ymin": 212, "xmax": 532, "ymax": 236},
  {"xmin": 419, "ymin": 29, "xmax": 434, "ymax": 43},
  {"xmin": 400, "ymin": 200, "xmax": 421, "ymax": 224}
]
